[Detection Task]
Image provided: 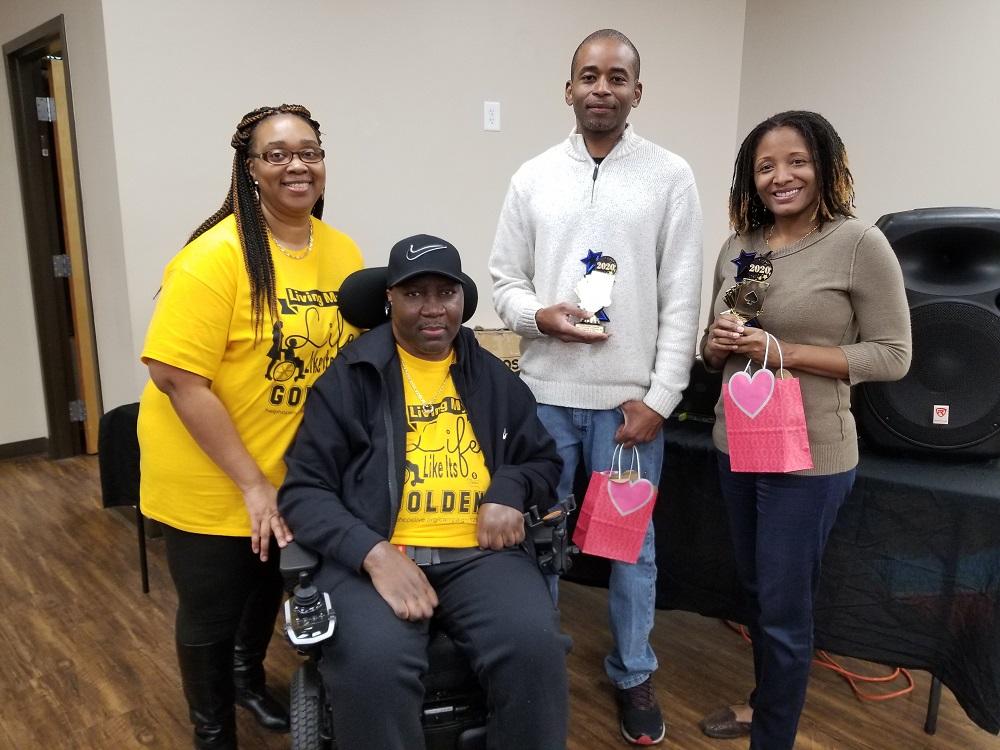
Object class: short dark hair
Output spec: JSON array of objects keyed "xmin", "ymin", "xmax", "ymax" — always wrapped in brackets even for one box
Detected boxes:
[
  {"xmin": 570, "ymin": 29, "xmax": 640, "ymax": 80},
  {"xmin": 729, "ymin": 110, "xmax": 855, "ymax": 235}
]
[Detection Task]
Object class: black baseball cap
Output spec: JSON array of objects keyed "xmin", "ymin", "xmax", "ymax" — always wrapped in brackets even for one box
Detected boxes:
[
  {"xmin": 387, "ymin": 234, "xmax": 468, "ymax": 287},
  {"xmin": 338, "ymin": 234, "xmax": 478, "ymax": 329}
]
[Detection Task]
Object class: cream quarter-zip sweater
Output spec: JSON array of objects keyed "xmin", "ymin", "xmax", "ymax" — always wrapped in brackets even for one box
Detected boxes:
[{"xmin": 489, "ymin": 126, "xmax": 704, "ymax": 418}]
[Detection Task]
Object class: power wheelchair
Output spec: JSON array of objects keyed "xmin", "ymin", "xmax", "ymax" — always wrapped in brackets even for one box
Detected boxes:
[{"xmin": 280, "ymin": 497, "xmax": 577, "ymax": 750}]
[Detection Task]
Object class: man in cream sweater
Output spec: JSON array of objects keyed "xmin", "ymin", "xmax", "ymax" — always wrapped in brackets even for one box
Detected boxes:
[{"xmin": 489, "ymin": 28, "xmax": 702, "ymax": 746}]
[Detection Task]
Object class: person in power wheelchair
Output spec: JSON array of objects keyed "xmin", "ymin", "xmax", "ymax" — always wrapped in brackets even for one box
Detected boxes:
[{"xmin": 278, "ymin": 234, "xmax": 571, "ymax": 749}]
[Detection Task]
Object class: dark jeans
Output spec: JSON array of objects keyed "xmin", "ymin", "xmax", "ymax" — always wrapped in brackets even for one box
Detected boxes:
[
  {"xmin": 717, "ymin": 453, "xmax": 856, "ymax": 750},
  {"xmin": 319, "ymin": 547, "xmax": 570, "ymax": 750},
  {"xmin": 162, "ymin": 525, "xmax": 283, "ymax": 645}
]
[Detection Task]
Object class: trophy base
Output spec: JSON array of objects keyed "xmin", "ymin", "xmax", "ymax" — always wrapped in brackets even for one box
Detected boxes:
[{"xmin": 574, "ymin": 321, "xmax": 606, "ymax": 334}]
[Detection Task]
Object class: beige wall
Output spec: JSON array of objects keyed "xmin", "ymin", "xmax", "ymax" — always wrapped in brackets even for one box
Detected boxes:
[
  {"xmin": 737, "ymin": 0, "xmax": 1000, "ymax": 226},
  {"xmin": 31, "ymin": 1, "xmax": 1000, "ymax": 447},
  {"xmin": 101, "ymin": 0, "xmax": 745, "ymax": 343},
  {"xmin": 11, "ymin": 1, "xmax": 998, "ymax": 448},
  {"xmin": 3, "ymin": 0, "xmax": 747, "ymax": 445},
  {"xmin": 0, "ymin": 11, "xmax": 44, "ymax": 443},
  {"xmin": 1, "ymin": 0, "xmax": 131, "ymax": 444},
  {"xmin": 11, "ymin": 0, "xmax": 1000, "ymax": 449}
]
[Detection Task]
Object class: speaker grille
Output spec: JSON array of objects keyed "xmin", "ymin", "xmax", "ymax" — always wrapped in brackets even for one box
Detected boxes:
[{"xmin": 862, "ymin": 301, "xmax": 1000, "ymax": 449}]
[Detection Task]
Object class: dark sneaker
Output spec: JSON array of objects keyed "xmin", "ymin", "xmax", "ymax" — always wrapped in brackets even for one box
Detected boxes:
[{"xmin": 616, "ymin": 677, "xmax": 665, "ymax": 745}]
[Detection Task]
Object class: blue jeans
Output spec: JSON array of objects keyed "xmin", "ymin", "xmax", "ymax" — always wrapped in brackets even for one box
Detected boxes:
[
  {"xmin": 717, "ymin": 453, "xmax": 856, "ymax": 750},
  {"xmin": 537, "ymin": 404, "xmax": 661, "ymax": 689}
]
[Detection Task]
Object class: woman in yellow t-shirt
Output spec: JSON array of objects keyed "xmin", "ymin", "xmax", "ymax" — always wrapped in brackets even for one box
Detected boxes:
[{"xmin": 138, "ymin": 104, "xmax": 362, "ymax": 749}]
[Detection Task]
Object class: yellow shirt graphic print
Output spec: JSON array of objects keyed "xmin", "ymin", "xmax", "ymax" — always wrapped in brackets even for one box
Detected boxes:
[{"xmin": 389, "ymin": 346, "xmax": 491, "ymax": 548}]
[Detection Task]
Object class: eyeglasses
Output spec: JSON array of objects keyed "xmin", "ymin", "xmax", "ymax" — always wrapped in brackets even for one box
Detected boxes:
[{"xmin": 251, "ymin": 147, "xmax": 325, "ymax": 165}]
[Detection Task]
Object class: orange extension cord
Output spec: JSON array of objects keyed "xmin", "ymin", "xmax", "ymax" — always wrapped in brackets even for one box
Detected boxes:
[{"xmin": 724, "ymin": 621, "xmax": 915, "ymax": 702}]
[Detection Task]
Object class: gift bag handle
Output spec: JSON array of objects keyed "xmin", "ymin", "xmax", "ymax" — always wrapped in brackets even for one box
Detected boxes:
[
  {"xmin": 611, "ymin": 442, "xmax": 641, "ymax": 480},
  {"xmin": 765, "ymin": 332, "xmax": 786, "ymax": 377},
  {"xmin": 743, "ymin": 331, "xmax": 785, "ymax": 377}
]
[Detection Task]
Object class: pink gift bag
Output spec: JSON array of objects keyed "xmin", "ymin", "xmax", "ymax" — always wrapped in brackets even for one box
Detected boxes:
[
  {"xmin": 723, "ymin": 333, "xmax": 813, "ymax": 473},
  {"xmin": 572, "ymin": 445, "xmax": 657, "ymax": 564}
]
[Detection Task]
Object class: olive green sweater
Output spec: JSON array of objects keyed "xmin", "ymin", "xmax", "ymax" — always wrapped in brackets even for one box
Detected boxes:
[{"xmin": 700, "ymin": 217, "xmax": 912, "ymax": 475}]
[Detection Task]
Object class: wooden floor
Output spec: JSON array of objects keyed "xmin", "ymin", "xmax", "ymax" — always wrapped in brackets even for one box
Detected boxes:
[{"xmin": 1, "ymin": 453, "xmax": 998, "ymax": 749}]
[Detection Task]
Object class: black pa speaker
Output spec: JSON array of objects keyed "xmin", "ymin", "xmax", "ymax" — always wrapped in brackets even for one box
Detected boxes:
[{"xmin": 854, "ymin": 207, "xmax": 1000, "ymax": 459}]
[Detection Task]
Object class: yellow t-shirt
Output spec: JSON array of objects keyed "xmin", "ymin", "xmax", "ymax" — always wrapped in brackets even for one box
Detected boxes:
[
  {"xmin": 389, "ymin": 346, "xmax": 491, "ymax": 548},
  {"xmin": 138, "ymin": 215, "xmax": 363, "ymax": 536}
]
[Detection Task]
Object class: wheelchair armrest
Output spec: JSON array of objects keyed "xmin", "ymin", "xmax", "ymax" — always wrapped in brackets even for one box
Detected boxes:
[
  {"xmin": 525, "ymin": 496, "xmax": 578, "ymax": 577},
  {"xmin": 280, "ymin": 541, "xmax": 320, "ymax": 577}
]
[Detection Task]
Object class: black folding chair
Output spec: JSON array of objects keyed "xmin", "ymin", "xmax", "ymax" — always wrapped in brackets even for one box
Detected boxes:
[{"xmin": 98, "ymin": 402, "xmax": 149, "ymax": 593}]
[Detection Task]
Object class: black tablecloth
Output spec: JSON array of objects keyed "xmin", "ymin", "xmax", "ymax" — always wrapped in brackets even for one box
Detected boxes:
[{"xmin": 565, "ymin": 418, "xmax": 1000, "ymax": 734}]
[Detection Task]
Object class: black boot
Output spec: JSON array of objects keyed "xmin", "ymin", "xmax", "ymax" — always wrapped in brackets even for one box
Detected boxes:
[
  {"xmin": 233, "ymin": 578, "xmax": 290, "ymax": 733},
  {"xmin": 176, "ymin": 639, "xmax": 238, "ymax": 750},
  {"xmin": 233, "ymin": 651, "xmax": 290, "ymax": 732}
]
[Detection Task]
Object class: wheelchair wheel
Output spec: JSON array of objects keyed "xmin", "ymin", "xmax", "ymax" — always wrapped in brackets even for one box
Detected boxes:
[
  {"xmin": 291, "ymin": 662, "xmax": 326, "ymax": 750},
  {"xmin": 272, "ymin": 360, "xmax": 297, "ymax": 382}
]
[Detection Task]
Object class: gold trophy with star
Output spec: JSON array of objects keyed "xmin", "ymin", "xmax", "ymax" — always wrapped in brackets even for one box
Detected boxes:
[
  {"xmin": 724, "ymin": 249, "xmax": 772, "ymax": 324},
  {"xmin": 574, "ymin": 251, "xmax": 618, "ymax": 333}
]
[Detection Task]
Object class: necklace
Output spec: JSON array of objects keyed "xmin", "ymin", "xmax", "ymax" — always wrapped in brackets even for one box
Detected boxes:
[
  {"xmin": 399, "ymin": 358, "xmax": 451, "ymax": 417},
  {"xmin": 270, "ymin": 222, "xmax": 313, "ymax": 260},
  {"xmin": 765, "ymin": 222, "xmax": 819, "ymax": 251}
]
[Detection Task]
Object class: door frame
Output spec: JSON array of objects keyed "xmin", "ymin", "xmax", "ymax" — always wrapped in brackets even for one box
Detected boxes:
[{"xmin": 4, "ymin": 15, "xmax": 102, "ymax": 457}]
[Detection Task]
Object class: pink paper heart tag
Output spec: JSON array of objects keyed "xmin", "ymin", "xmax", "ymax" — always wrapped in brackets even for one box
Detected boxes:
[
  {"xmin": 607, "ymin": 476, "xmax": 656, "ymax": 516},
  {"xmin": 728, "ymin": 368, "xmax": 775, "ymax": 418}
]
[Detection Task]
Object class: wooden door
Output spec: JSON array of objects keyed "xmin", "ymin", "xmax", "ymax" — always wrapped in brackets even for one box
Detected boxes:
[{"xmin": 4, "ymin": 16, "xmax": 102, "ymax": 456}]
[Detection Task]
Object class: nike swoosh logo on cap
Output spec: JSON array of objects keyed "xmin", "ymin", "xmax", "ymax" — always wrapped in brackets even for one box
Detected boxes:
[{"xmin": 405, "ymin": 243, "xmax": 448, "ymax": 261}]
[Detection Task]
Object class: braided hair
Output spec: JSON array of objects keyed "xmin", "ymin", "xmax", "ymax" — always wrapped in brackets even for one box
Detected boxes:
[
  {"xmin": 729, "ymin": 110, "xmax": 855, "ymax": 236},
  {"xmin": 189, "ymin": 104, "xmax": 324, "ymax": 341}
]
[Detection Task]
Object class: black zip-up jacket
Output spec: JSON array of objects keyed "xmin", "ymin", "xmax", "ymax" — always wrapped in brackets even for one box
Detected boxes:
[{"xmin": 278, "ymin": 324, "xmax": 562, "ymax": 574}]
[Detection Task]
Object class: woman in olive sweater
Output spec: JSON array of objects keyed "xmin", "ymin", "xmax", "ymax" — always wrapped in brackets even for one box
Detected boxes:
[{"xmin": 698, "ymin": 111, "xmax": 911, "ymax": 750}]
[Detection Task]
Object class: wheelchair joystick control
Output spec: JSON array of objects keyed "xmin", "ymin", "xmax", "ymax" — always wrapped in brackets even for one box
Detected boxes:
[
  {"xmin": 284, "ymin": 570, "xmax": 336, "ymax": 646},
  {"xmin": 525, "ymin": 495, "xmax": 578, "ymax": 577}
]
